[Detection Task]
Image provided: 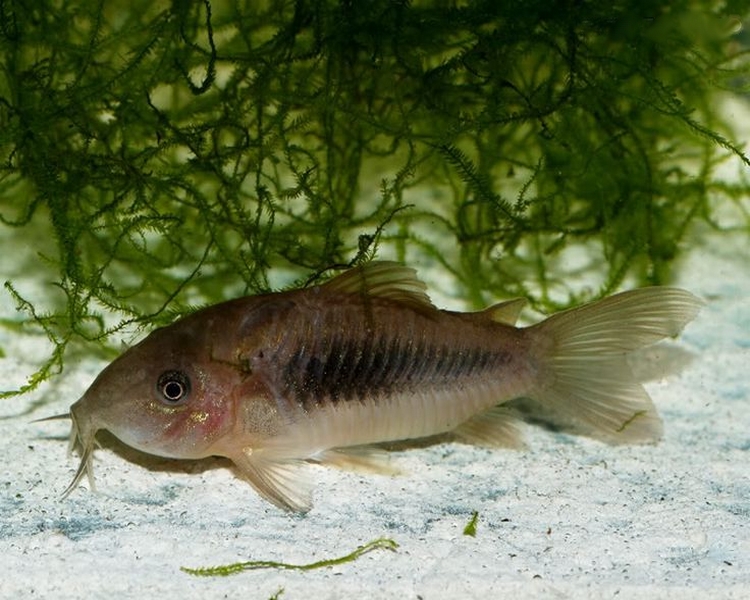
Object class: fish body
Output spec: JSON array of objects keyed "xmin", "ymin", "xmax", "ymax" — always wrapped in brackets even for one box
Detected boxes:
[{"xmin": 65, "ymin": 262, "xmax": 702, "ymax": 511}]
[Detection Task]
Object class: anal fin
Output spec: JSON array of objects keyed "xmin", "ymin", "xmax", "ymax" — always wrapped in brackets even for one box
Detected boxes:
[{"xmin": 451, "ymin": 406, "xmax": 526, "ymax": 449}]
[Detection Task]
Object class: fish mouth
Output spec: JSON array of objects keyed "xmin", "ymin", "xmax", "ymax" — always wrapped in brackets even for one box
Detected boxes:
[{"xmin": 61, "ymin": 402, "xmax": 99, "ymax": 498}]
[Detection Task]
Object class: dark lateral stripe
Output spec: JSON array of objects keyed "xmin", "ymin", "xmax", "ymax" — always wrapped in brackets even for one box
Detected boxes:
[{"xmin": 282, "ymin": 334, "xmax": 508, "ymax": 409}]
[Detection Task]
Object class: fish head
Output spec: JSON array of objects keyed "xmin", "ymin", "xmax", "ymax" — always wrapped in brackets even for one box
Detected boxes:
[{"xmin": 65, "ymin": 318, "xmax": 244, "ymax": 494}]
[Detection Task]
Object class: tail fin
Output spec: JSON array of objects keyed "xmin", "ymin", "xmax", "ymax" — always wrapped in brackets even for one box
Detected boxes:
[{"xmin": 529, "ymin": 287, "xmax": 703, "ymax": 444}]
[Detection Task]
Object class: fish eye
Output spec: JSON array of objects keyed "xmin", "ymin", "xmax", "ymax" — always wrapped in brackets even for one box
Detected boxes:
[{"xmin": 157, "ymin": 370, "xmax": 191, "ymax": 404}]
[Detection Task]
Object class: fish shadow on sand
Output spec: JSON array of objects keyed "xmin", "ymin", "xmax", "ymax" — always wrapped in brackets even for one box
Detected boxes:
[
  {"xmin": 94, "ymin": 430, "xmax": 231, "ymax": 478},
  {"xmin": 37, "ymin": 428, "xmax": 229, "ymax": 484}
]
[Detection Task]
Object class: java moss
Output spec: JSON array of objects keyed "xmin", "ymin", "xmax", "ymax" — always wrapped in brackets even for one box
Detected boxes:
[
  {"xmin": 181, "ymin": 537, "xmax": 398, "ymax": 576},
  {"xmin": 1, "ymin": 0, "xmax": 749, "ymax": 396}
]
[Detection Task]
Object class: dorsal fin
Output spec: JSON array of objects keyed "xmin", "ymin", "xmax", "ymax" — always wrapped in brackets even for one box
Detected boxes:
[{"xmin": 321, "ymin": 261, "xmax": 435, "ymax": 310}]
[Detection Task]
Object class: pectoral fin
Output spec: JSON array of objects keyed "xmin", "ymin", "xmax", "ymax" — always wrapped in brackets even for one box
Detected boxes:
[{"xmin": 231, "ymin": 447, "xmax": 312, "ymax": 513}]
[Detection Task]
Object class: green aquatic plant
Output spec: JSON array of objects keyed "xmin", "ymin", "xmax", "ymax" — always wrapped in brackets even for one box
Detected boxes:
[
  {"xmin": 181, "ymin": 537, "xmax": 398, "ymax": 577},
  {"xmin": 1, "ymin": 0, "xmax": 749, "ymax": 395},
  {"xmin": 463, "ymin": 510, "xmax": 479, "ymax": 537}
]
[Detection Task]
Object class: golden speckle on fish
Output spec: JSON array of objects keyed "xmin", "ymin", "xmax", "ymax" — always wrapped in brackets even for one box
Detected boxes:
[
  {"xmin": 190, "ymin": 412, "xmax": 210, "ymax": 425},
  {"xmin": 58, "ymin": 262, "xmax": 703, "ymax": 512}
]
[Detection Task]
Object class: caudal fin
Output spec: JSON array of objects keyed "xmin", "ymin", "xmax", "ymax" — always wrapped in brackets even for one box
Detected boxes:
[{"xmin": 529, "ymin": 287, "xmax": 703, "ymax": 444}]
